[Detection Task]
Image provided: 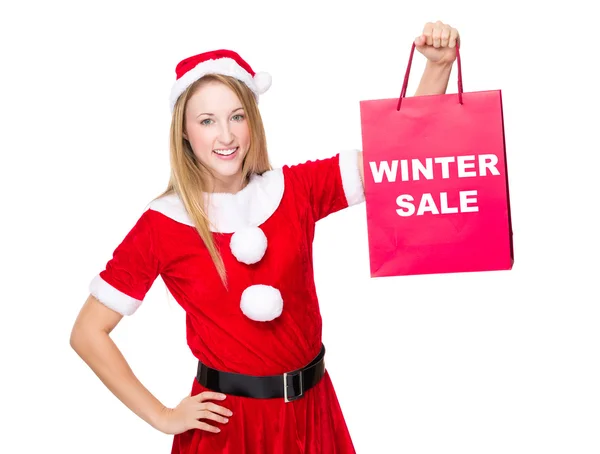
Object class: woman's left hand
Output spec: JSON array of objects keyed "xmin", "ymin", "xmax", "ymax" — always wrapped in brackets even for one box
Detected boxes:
[{"xmin": 414, "ymin": 21, "xmax": 460, "ymax": 65}]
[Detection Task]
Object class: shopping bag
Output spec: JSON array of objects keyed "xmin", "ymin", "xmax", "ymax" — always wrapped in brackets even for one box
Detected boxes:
[{"xmin": 359, "ymin": 43, "xmax": 513, "ymax": 277}]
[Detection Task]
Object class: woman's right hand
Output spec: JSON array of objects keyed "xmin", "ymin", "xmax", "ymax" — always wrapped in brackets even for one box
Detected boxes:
[{"xmin": 156, "ymin": 391, "xmax": 233, "ymax": 435}]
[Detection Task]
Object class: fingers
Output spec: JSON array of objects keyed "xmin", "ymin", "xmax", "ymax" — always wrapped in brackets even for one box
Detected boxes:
[
  {"xmin": 422, "ymin": 21, "xmax": 458, "ymax": 48},
  {"xmin": 201, "ymin": 401, "xmax": 234, "ymax": 417},
  {"xmin": 198, "ymin": 409, "xmax": 230, "ymax": 425},
  {"xmin": 422, "ymin": 22, "xmax": 434, "ymax": 46},
  {"xmin": 449, "ymin": 27, "xmax": 460, "ymax": 48},
  {"xmin": 432, "ymin": 21, "xmax": 443, "ymax": 48},
  {"xmin": 193, "ymin": 403, "xmax": 233, "ymax": 434},
  {"xmin": 440, "ymin": 26, "xmax": 450, "ymax": 48},
  {"xmin": 193, "ymin": 391, "xmax": 227, "ymax": 402},
  {"xmin": 414, "ymin": 35, "xmax": 426, "ymax": 46},
  {"xmin": 194, "ymin": 420, "xmax": 222, "ymax": 433},
  {"xmin": 189, "ymin": 391, "xmax": 234, "ymax": 432}
]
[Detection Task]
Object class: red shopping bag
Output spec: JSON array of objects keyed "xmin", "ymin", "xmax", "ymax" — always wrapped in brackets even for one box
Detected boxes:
[{"xmin": 359, "ymin": 43, "xmax": 513, "ymax": 277}]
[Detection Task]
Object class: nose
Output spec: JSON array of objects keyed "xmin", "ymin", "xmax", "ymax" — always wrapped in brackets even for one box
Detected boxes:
[{"xmin": 218, "ymin": 123, "xmax": 235, "ymax": 145}]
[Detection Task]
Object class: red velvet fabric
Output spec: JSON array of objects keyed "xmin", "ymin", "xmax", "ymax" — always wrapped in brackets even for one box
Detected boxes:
[{"xmin": 99, "ymin": 154, "xmax": 358, "ymax": 453}]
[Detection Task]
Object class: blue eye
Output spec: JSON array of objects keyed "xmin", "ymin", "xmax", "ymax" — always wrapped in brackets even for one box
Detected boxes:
[
  {"xmin": 232, "ymin": 114, "xmax": 245, "ymax": 121},
  {"xmin": 200, "ymin": 118, "xmax": 213, "ymax": 126}
]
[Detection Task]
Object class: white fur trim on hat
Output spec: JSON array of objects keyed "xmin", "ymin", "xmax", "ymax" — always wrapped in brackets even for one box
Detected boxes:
[
  {"xmin": 169, "ymin": 58, "xmax": 271, "ymax": 111},
  {"xmin": 339, "ymin": 150, "xmax": 365, "ymax": 206},
  {"xmin": 89, "ymin": 274, "xmax": 142, "ymax": 316},
  {"xmin": 230, "ymin": 227, "xmax": 268, "ymax": 264},
  {"xmin": 240, "ymin": 284, "xmax": 283, "ymax": 322}
]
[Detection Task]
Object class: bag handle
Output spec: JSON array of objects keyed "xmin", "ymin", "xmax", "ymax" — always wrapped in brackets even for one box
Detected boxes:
[{"xmin": 396, "ymin": 41, "xmax": 463, "ymax": 111}]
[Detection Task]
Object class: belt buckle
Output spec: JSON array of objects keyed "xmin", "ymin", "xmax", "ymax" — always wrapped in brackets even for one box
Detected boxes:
[{"xmin": 283, "ymin": 370, "xmax": 303, "ymax": 403}]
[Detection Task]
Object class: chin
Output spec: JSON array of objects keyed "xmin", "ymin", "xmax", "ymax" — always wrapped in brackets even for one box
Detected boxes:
[{"xmin": 209, "ymin": 161, "xmax": 244, "ymax": 179}]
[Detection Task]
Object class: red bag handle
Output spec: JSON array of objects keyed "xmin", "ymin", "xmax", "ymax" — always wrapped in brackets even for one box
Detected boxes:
[{"xmin": 396, "ymin": 41, "xmax": 463, "ymax": 111}]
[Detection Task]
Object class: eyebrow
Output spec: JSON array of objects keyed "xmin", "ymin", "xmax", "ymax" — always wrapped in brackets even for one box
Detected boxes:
[{"xmin": 196, "ymin": 107, "xmax": 244, "ymax": 118}]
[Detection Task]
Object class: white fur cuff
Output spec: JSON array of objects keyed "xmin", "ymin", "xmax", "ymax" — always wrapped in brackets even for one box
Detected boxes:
[
  {"xmin": 89, "ymin": 274, "xmax": 142, "ymax": 316},
  {"xmin": 339, "ymin": 150, "xmax": 365, "ymax": 206}
]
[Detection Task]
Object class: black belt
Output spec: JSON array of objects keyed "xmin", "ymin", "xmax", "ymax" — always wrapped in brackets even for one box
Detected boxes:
[{"xmin": 196, "ymin": 344, "xmax": 326, "ymax": 403}]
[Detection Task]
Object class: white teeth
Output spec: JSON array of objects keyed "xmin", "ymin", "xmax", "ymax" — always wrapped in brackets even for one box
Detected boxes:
[{"xmin": 213, "ymin": 148, "xmax": 237, "ymax": 156}]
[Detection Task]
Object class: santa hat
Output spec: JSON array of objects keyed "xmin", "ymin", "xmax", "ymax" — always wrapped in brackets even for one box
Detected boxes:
[{"xmin": 169, "ymin": 49, "xmax": 272, "ymax": 111}]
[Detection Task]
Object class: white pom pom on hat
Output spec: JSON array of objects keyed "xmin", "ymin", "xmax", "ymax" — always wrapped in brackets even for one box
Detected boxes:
[
  {"xmin": 230, "ymin": 227, "xmax": 268, "ymax": 265},
  {"xmin": 240, "ymin": 284, "xmax": 283, "ymax": 322},
  {"xmin": 252, "ymin": 72, "xmax": 272, "ymax": 94},
  {"xmin": 169, "ymin": 49, "xmax": 271, "ymax": 111}
]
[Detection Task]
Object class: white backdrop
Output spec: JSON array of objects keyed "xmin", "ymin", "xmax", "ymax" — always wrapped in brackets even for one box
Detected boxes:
[{"xmin": 1, "ymin": 0, "xmax": 599, "ymax": 453}]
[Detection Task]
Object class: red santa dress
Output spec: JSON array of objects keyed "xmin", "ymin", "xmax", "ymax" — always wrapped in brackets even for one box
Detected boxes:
[{"xmin": 89, "ymin": 150, "xmax": 365, "ymax": 453}]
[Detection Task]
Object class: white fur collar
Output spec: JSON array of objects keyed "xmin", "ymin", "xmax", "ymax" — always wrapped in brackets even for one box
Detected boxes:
[{"xmin": 146, "ymin": 169, "xmax": 284, "ymax": 233}]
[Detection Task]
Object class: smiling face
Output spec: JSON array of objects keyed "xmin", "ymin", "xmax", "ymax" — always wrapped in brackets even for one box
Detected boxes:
[{"xmin": 183, "ymin": 79, "xmax": 251, "ymax": 193}]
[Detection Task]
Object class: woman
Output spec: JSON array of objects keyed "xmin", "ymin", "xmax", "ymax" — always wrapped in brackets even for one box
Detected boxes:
[{"xmin": 70, "ymin": 21, "xmax": 460, "ymax": 453}]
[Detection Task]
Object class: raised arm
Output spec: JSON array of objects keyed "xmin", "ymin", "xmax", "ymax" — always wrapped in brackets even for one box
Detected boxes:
[{"xmin": 356, "ymin": 21, "xmax": 460, "ymax": 186}]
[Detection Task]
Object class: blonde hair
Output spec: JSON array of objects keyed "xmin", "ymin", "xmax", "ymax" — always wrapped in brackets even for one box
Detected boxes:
[{"xmin": 154, "ymin": 74, "xmax": 272, "ymax": 287}]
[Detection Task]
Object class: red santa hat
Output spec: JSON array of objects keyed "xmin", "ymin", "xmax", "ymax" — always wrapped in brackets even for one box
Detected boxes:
[{"xmin": 169, "ymin": 49, "xmax": 272, "ymax": 111}]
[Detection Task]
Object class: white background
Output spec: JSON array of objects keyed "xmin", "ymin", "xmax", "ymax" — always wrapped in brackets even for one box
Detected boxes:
[{"xmin": 1, "ymin": 0, "xmax": 599, "ymax": 453}]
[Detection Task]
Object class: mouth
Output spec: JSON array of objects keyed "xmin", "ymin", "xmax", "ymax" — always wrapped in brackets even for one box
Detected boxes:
[{"xmin": 213, "ymin": 147, "xmax": 238, "ymax": 159}]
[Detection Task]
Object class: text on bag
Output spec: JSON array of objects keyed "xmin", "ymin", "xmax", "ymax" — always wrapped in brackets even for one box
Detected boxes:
[{"xmin": 368, "ymin": 154, "xmax": 501, "ymax": 216}]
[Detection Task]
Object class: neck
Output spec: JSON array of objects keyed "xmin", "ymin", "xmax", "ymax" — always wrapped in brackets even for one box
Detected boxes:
[{"xmin": 209, "ymin": 172, "xmax": 247, "ymax": 194}]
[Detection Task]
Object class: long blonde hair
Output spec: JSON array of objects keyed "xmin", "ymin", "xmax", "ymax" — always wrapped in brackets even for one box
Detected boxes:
[{"xmin": 154, "ymin": 74, "xmax": 272, "ymax": 287}]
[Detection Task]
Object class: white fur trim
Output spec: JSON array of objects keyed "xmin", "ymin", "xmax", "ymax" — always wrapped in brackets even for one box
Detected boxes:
[
  {"xmin": 240, "ymin": 285, "xmax": 283, "ymax": 322},
  {"xmin": 230, "ymin": 227, "xmax": 268, "ymax": 264},
  {"xmin": 147, "ymin": 169, "xmax": 284, "ymax": 233},
  {"xmin": 339, "ymin": 150, "xmax": 365, "ymax": 206},
  {"xmin": 145, "ymin": 193, "xmax": 191, "ymax": 227},
  {"xmin": 170, "ymin": 58, "xmax": 266, "ymax": 111},
  {"xmin": 89, "ymin": 274, "xmax": 142, "ymax": 316}
]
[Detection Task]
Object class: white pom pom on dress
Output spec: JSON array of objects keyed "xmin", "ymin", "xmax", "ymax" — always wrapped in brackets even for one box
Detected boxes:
[
  {"xmin": 230, "ymin": 226, "xmax": 268, "ymax": 265},
  {"xmin": 240, "ymin": 284, "xmax": 283, "ymax": 322}
]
